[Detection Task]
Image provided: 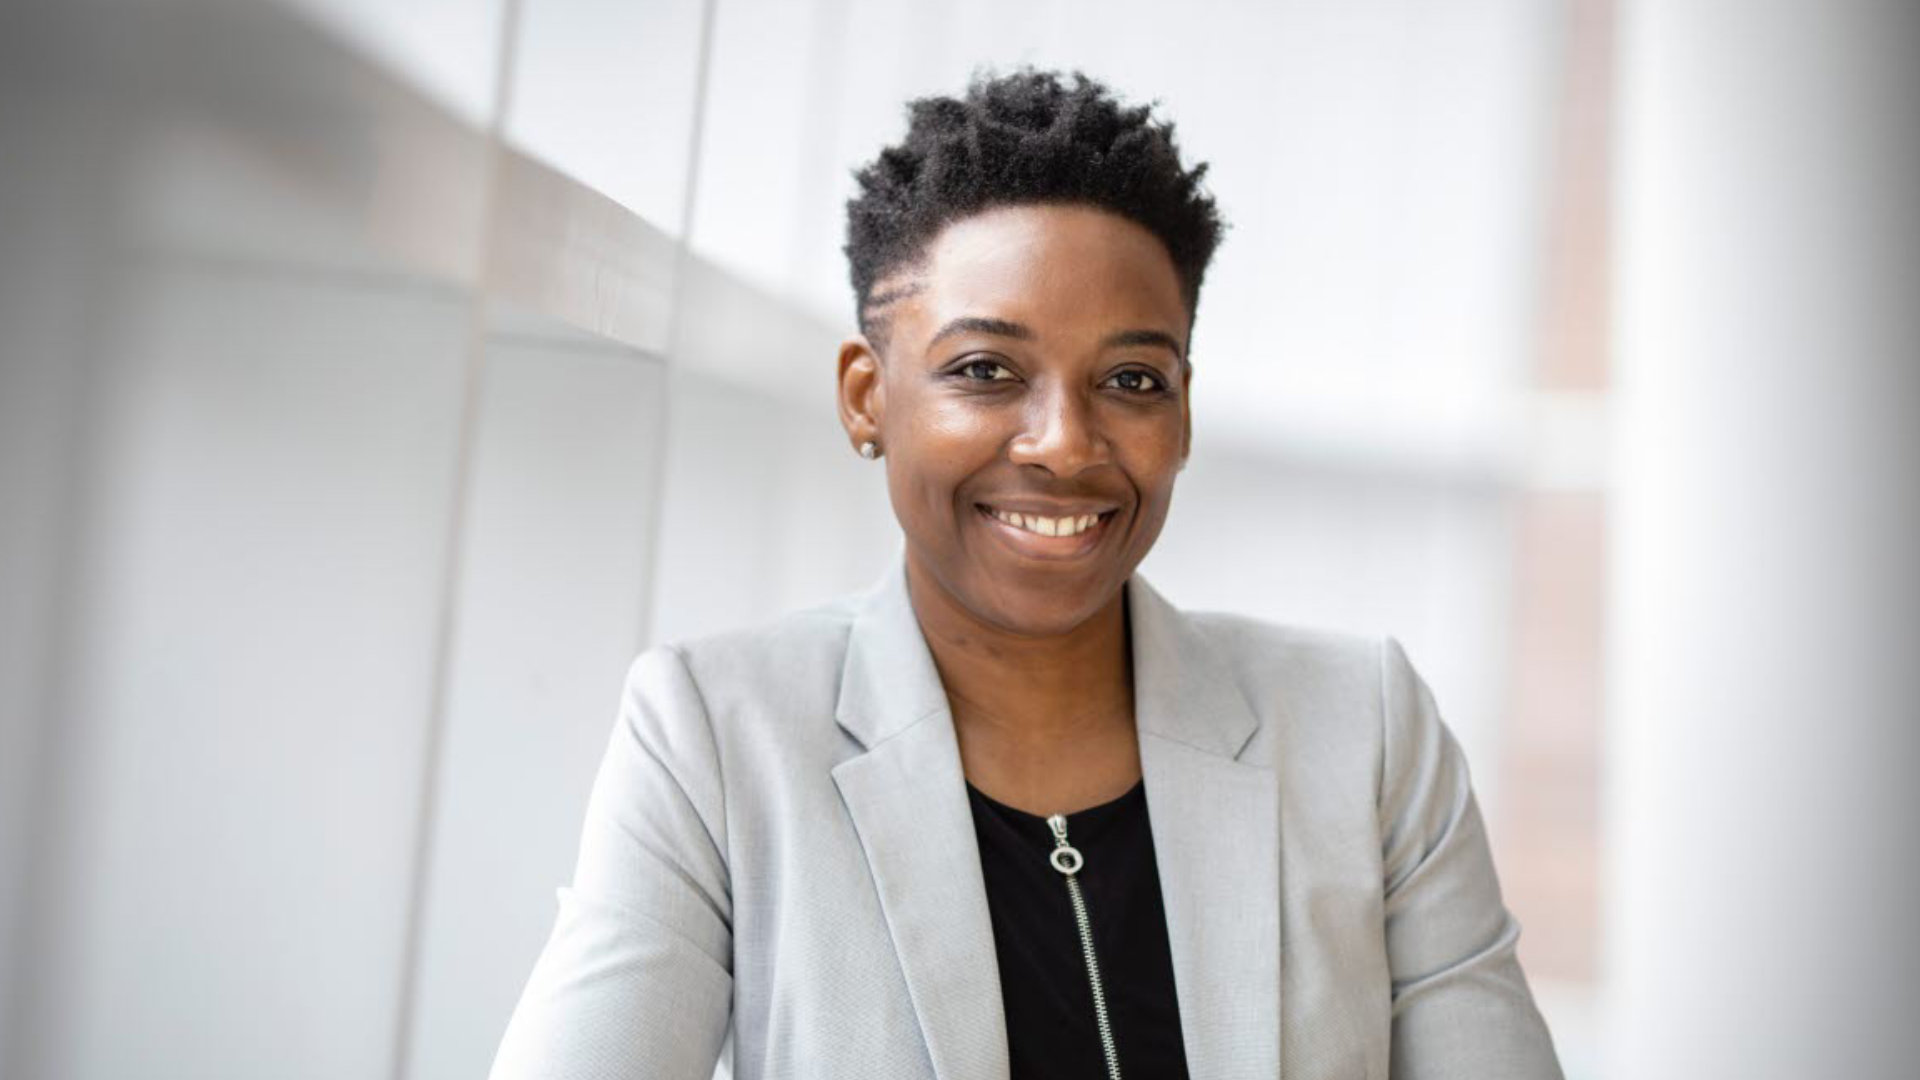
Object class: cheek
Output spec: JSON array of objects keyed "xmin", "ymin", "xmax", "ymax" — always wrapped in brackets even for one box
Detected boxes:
[
  {"xmin": 917, "ymin": 397, "xmax": 1004, "ymax": 448},
  {"xmin": 1115, "ymin": 411, "xmax": 1186, "ymax": 476},
  {"xmin": 1113, "ymin": 417, "xmax": 1186, "ymax": 535},
  {"xmin": 883, "ymin": 399, "xmax": 1006, "ymax": 528},
  {"xmin": 899, "ymin": 400, "xmax": 1007, "ymax": 472}
]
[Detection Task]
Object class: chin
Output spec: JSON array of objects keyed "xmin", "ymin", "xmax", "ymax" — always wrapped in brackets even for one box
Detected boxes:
[{"xmin": 966, "ymin": 564, "xmax": 1126, "ymax": 637}]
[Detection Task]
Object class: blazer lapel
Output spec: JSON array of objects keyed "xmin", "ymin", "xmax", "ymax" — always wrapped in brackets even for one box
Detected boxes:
[
  {"xmin": 830, "ymin": 559, "xmax": 1282, "ymax": 1080},
  {"xmin": 831, "ymin": 559, "xmax": 1010, "ymax": 1080},
  {"xmin": 1129, "ymin": 573, "xmax": 1284, "ymax": 1079}
]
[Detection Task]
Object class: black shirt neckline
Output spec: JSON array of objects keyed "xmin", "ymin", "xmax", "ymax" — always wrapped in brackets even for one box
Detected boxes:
[
  {"xmin": 964, "ymin": 773, "xmax": 1189, "ymax": 1078},
  {"xmin": 964, "ymin": 777, "xmax": 1147, "ymax": 829}
]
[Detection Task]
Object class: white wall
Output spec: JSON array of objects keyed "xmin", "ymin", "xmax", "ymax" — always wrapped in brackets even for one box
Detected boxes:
[
  {"xmin": 1606, "ymin": 1, "xmax": 1920, "ymax": 1076},
  {"xmin": 648, "ymin": 365, "xmax": 898, "ymax": 647},
  {"xmin": 0, "ymin": 3, "xmax": 706, "ymax": 1077},
  {"xmin": 405, "ymin": 331, "xmax": 669, "ymax": 1080},
  {"xmin": 23, "ymin": 261, "xmax": 472, "ymax": 1078}
]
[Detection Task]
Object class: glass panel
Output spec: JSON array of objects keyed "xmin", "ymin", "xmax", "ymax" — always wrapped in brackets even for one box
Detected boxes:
[
  {"xmin": 31, "ymin": 262, "xmax": 471, "ymax": 1079},
  {"xmin": 277, "ymin": 0, "xmax": 509, "ymax": 126},
  {"xmin": 405, "ymin": 325, "xmax": 669, "ymax": 1080},
  {"xmin": 506, "ymin": 0, "xmax": 708, "ymax": 233}
]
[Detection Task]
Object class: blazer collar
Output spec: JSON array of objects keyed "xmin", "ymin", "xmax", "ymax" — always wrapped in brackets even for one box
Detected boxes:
[
  {"xmin": 835, "ymin": 555, "xmax": 1261, "ymax": 759},
  {"xmin": 831, "ymin": 555, "xmax": 1282, "ymax": 1080}
]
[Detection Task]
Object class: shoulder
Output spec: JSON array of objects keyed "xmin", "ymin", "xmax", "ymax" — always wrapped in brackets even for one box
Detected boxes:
[
  {"xmin": 1182, "ymin": 606, "xmax": 1390, "ymax": 707},
  {"xmin": 1176, "ymin": 606, "xmax": 1435, "ymax": 787},
  {"xmin": 666, "ymin": 591, "xmax": 862, "ymax": 693},
  {"xmin": 619, "ymin": 588, "xmax": 866, "ymax": 749}
]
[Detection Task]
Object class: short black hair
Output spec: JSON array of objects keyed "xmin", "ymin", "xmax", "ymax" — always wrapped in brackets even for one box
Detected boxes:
[{"xmin": 844, "ymin": 68, "xmax": 1225, "ymax": 347}]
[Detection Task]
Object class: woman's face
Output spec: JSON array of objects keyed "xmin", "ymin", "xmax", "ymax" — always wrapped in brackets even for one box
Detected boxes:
[{"xmin": 837, "ymin": 203, "xmax": 1192, "ymax": 637}]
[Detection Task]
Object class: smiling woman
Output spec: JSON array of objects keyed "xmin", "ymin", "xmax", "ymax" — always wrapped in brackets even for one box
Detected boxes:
[
  {"xmin": 490, "ymin": 70, "xmax": 1565, "ymax": 1080},
  {"xmin": 839, "ymin": 202, "xmax": 1191, "ymax": 643}
]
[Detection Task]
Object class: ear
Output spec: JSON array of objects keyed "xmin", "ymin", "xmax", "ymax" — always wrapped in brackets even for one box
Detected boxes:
[
  {"xmin": 837, "ymin": 334, "xmax": 885, "ymax": 452},
  {"xmin": 1177, "ymin": 361, "xmax": 1193, "ymax": 470}
]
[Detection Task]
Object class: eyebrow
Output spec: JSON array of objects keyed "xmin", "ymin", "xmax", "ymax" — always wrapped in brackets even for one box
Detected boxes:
[
  {"xmin": 1101, "ymin": 328, "xmax": 1185, "ymax": 360},
  {"xmin": 926, "ymin": 316, "xmax": 1035, "ymax": 348},
  {"xmin": 925, "ymin": 317, "xmax": 1185, "ymax": 361}
]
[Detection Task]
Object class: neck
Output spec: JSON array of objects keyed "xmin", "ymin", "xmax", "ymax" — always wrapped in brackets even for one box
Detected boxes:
[{"xmin": 903, "ymin": 557, "xmax": 1135, "ymax": 747}]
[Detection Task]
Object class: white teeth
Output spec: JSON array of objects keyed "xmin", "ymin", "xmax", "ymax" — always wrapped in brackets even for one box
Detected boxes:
[{"xmin": 988, "ymin": 508, "xmax": 1105, "ymax": 538}]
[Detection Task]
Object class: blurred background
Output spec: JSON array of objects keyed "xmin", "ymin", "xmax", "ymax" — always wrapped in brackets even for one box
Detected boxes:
[{"xmin": 1, "ymin": 0, "xmax": 1914, "ymax": 1077}]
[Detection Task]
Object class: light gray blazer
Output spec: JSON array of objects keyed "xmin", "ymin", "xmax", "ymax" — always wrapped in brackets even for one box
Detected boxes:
[{"xmin": 490, "ymin": 557, "xmax": 1564, "ymax": 1079}]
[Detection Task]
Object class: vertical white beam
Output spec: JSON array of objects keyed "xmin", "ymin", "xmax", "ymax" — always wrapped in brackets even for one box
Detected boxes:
[
  {"xmin": 1608, "ymin": 2, "xmax": 1920, "ymax": 1077},
  {"xmin": 635, "ymin": 0, "xmax": 720, "ymax": 654},
  {"xmin": 389, "ymin": 0, "xmax": 524, "ymax": 1075}
]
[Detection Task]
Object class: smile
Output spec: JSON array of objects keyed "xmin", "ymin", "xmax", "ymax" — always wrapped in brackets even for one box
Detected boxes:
[
  {"xmin": 974, "ymin": 503, "xmax": 1118, "ymax": 559},
  {"xmin": 985, "ymin": 508, "xmax": 1105, "ymax": 537}
]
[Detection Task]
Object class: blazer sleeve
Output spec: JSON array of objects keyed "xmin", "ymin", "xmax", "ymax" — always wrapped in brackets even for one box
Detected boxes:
[
  {"xmin": 490, "ymin": 645, "xmax": 733, "ymax": 1080},
  {"xmin": 1377, "ymin": 636, "xmax": 1564, "ymax": 1080}
]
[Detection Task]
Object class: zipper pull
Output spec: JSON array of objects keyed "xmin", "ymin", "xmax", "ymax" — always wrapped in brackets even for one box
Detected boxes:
[
  {"xmin": 1047, "ymin": 811, "xmax": 1124, "ymax": 1079},
  {"xmin": 1046, "ymin": 813, "xmax": 1085, "ymax": 876}
]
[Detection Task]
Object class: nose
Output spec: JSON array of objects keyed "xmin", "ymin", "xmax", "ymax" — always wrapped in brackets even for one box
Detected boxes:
[{"xmin": 1007, "ymin": 380, "xmax": 1111, "ymax": 476}]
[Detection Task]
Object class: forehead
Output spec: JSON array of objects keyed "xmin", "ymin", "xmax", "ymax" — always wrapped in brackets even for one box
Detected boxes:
[{"xmin": 886, "ymin": 204, "xmax": 1189, "ymax": 347}]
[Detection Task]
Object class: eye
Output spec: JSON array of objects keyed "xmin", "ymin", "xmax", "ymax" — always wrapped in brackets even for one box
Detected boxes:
[
  {"xmin": 1103, "ymin": 368, "xmax": 1169, "ymax": 395},
  {"xmin": 954, "ymin": 357, "xmax": 1018, "ymax": 383}
]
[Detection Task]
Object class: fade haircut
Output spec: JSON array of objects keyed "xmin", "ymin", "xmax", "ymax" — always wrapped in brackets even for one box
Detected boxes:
[{"xmin": 844, "ymin": 68, "xmax": 1225, "ymax": 352}]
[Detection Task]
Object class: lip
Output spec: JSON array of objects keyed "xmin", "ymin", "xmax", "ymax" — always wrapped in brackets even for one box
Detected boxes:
[
  {"xmin": 973, "ymin": 502, "xmax": 1119, "ymax": 561},
  {"xmin": 977, "ymin": 498, "xmax": 1120, "ymax": 517}
]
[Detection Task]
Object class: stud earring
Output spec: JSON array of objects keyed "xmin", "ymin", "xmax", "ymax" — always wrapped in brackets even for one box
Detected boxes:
[{"xmin": 858, "ymin": 440, "xmax": 880, "ymax": 460}]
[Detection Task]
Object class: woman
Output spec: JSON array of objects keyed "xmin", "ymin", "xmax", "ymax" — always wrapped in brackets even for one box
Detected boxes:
[{"xmin": 491, "ymin": 70, "xmax": 1563, "ymax": 1080}]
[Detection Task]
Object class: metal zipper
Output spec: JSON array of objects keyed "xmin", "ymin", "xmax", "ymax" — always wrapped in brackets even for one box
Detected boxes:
[{"xmin": 1046, "ymin": 812, "xmax": 1122, "ymax": 1080}]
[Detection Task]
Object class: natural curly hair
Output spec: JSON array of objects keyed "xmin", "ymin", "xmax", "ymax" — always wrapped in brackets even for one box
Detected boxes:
[{"xmin": 844, "ymin": 68, "xmax": 1225, "ymax": 347}]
